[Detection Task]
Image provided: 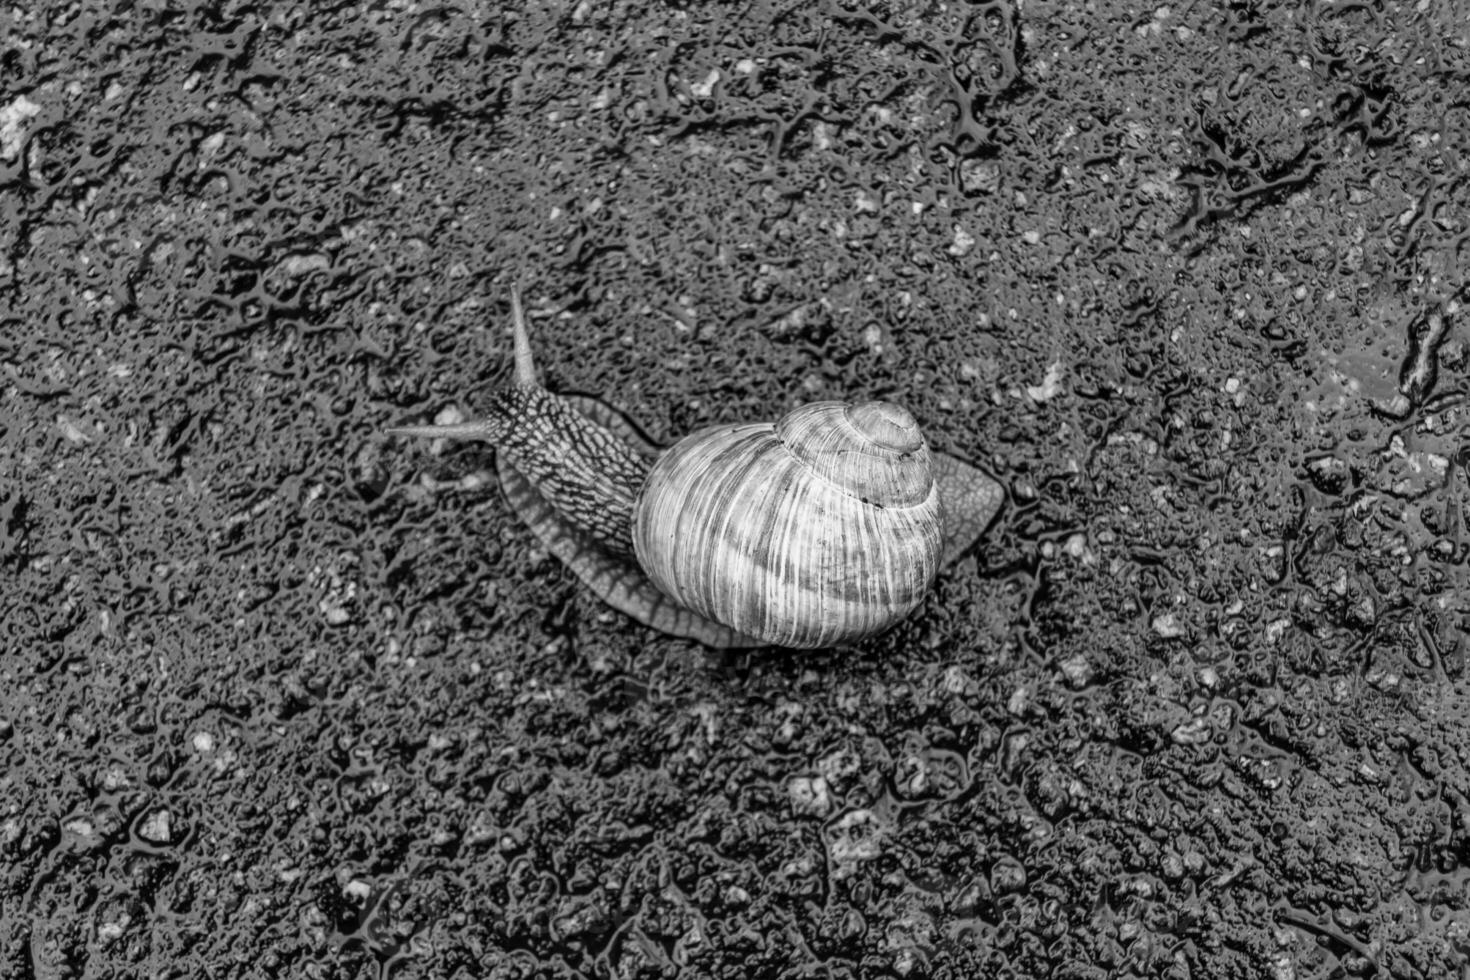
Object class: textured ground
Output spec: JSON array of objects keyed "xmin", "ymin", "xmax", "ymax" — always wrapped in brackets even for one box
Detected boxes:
[{"xmin": 4, "ymin": 1, "xmax": 1470, "ymax": 978}]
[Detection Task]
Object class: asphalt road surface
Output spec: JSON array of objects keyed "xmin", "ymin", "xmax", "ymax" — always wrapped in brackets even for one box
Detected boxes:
[{"xmin": 4, "ymin": 3, "xmax": 1468, "ymax": 978}]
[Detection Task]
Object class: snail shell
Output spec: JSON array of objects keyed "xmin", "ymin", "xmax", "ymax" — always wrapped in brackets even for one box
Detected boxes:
[
  {"xmin": 634, "ymin": 402, "xmax": 943, "ymax": 648},
  {"xmin": 389, "ymin": 290, "xmax": 1004, "ymax": 649}
]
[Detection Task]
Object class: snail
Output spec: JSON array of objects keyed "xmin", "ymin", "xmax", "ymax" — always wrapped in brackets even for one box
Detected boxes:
[{"xmin": 389, "ymin": 290, "xmax": 1004, "ymax": 649}]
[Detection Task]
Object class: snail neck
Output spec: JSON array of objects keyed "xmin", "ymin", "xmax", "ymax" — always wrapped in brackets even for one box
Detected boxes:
[
  {"xmin": 393, "ymin": 289, "xmax": 650, "ymax": 557},
  {"xmin": 490, "ymin": 387, "xmax": 650, "ymax": 557}
]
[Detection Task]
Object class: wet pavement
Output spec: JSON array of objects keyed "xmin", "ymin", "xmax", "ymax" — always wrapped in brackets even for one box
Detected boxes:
[{"xmin": 4, "ymin": 2, "xmax": 1470, "ymax": 977}]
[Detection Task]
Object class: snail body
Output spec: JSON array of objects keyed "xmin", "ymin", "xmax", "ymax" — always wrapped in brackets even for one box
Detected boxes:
[{"xmin": 390, "ymin": 291, "xmax": 1003, "ymax": 649}]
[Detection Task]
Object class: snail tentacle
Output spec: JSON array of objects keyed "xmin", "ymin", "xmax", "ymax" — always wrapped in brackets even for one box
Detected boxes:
[{"xmin": 509, "ymin": 287, "xmax": 539, "ymax": 388}]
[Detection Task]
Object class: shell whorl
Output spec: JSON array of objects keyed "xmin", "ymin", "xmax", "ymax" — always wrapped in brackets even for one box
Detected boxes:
[
  {"xmin": 631, "ymin": 402, "xmax": 944, "ymax": 649},
  {"xmin": 777, "ymin": 401, "xmax": 934, "ymax": 507}
]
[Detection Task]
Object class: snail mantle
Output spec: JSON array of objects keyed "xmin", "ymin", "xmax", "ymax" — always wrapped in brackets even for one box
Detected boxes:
[{"xmin": 389, "ymin": 290, "xmax": 1004, "ymax": 649}]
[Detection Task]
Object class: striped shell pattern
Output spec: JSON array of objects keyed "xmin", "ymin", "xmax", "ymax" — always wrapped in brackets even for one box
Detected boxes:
[{"xmin": 634, "ymin": 402, "xmax": 945, "ymax": 649}]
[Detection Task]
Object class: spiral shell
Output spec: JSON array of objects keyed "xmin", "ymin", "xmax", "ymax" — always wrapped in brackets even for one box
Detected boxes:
[{"xmin": 632, "ymin": 401, "xmax": 944, "ymax": 648}]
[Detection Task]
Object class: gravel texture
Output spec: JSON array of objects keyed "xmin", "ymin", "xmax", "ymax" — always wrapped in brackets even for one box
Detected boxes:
[{"xmin": 4, "ymin": 2, "xmax": 1470, "ymax": 978}]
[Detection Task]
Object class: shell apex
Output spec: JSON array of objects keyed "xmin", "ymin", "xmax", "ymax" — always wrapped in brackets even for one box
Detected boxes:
[{"xmin": 776, "ymin": 401, "xmax": 934, "ymax": 508}]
